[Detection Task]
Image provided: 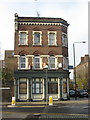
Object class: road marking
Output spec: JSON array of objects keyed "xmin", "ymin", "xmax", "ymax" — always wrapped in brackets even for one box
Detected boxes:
[
  {"xmin": 2, "ymin": 111, "xmax": 89, "ymax": 117},
  {"xmin": 7, "ymin": 105, "xmax": 46, "ymax": 108}
]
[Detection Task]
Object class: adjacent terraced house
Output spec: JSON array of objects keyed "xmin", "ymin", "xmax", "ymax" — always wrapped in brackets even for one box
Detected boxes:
[{"xmin": 14, "ymin": 13, "xmax": 70, "ymax": 101}]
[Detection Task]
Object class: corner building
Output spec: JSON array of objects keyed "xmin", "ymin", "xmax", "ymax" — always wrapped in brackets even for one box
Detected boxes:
[{"xmin": 14, "ymin": 13, "xmax": 70, "ymax": 101}]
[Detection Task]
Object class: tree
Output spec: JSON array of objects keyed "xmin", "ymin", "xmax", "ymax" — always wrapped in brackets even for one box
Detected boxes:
[{"xmin": 2, "ymin": 68, "xmax": 14, "ymax": 87}]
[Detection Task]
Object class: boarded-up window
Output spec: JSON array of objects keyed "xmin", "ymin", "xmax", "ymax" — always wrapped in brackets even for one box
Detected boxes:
[{"xmin": 19, "ymin": 81, "xmax": 27, "ymax": 94}]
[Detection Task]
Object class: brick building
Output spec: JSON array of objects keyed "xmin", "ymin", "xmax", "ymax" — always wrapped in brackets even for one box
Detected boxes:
[
  {"xmin": 76, "ymin": 55, "xmax": 90, "ymax": 89},
  {"xmin": 14, "ymin": 13, "xmax": 70, "ymax": 101},
  {"xmin": 4, "ymin": 50, "xmax": 15, "ymax": 73}
]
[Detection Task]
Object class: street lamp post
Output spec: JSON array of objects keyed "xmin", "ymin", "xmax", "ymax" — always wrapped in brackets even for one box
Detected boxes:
[
  {"xmin": 46, "ymin": 68, "xmax": 48, "ymax": 105},
  {"xmin": 43, "ymin": 63, "xmax": 48, "ymax": 105},
  {"xmin": 73, "ymin": 41, "xmax": 86, "ymax": 100}
]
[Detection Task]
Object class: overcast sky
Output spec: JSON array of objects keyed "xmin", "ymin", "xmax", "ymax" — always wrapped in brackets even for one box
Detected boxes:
[{"xmin": 0, "ymin": 0, "xmax": 89, "ymax": 78}]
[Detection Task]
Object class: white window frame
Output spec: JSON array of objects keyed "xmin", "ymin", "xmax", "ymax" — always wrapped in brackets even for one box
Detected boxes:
[
  {"xmin": 19, "ymin": 31, "xmax": 28, "ymax": 45},
  {"xmin": 49, "ymin": 56, "xmax": 57, "ymax": 69},
  {"xmin": 33, "ymin": 56, "xmax": 42, "ymax": 69},
  {"xmin": 33, "ymin": 31, "xmax": 42, "ymax": 45},
  {"xmin": 48, "ymin": 31, "xmax": 57, "ymax": 46},
  {"xmin": 62, "ymin": 33, "xmax": 68, "ymax": 47},
  {"xmin": 19, "ymin": 56, "xmax": 28, "ymax": 69},
  {"xmin": 63, "ymin": 57, "xmax": 68, "ymax": 70}
]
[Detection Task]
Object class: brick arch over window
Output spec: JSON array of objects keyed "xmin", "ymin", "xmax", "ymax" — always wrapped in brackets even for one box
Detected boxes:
[
  {"xmin": 18, "ymin": 50, "xmax": 29, "ymax": 55},
  {"xmin": 48, "ymin": 27, "xmax": 56, "ymax": 31},
  {"xmin": 33, "ymin": 50, "xmax": 41, "ymax": 56},
  {"xmin": 48, "ymin": 50, "xmax": 58, "ymax": 55},
  {"xmin": 33, "ymin": 27, "xmax": 41, "ymax": 31}
]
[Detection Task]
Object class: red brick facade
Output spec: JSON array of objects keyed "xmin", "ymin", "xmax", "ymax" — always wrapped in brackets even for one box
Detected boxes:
[{"xmin": 14, "ymin": 13, "xmax": 70, "ymax": 101}]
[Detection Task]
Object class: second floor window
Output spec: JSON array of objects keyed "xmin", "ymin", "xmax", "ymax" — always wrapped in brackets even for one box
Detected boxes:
[
  {"xmin": 62, "ymin": 33, "xmax": 68, "ymax": 47},
  {"xmin": 34, "ymin": 56, "xmax": 40, "ymax": 69},
  {"xmin": 48, "ymin": 31, "xmax": 57, "ymax": 45},
  {"xmin": 19, "ymin": 31, "xmax": 28, "ymax": 45},
  {"xmin": 33, "ymin": 31, "xmax": 42, "ymax": 45},
  {"xmin": 20, "ymin": 56, "xmax": 26, "ymax": 69}
]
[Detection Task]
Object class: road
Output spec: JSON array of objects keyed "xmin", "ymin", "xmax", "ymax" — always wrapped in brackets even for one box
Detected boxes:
[{"xmin": 1, "ymin": 97, "xmax": 89, "ymax": 120}]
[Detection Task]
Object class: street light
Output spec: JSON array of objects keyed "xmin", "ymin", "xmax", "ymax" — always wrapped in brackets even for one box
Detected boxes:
[
  {"xmin": 43, "ymin": 63, "xmax": 48, "ymax": 105},
  {"xmin": 73, "ymin": 41, "xmax": 86, "ymax": 100}
]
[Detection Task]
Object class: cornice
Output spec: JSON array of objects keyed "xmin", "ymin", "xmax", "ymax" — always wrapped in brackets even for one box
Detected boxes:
[{"xmin": 18, "ymin": 22, "xmax": 62, "ymax": 26}]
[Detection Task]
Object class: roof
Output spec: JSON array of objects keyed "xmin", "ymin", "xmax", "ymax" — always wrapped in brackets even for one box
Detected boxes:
[{"xmin": 15, "ymin": 13, "xmax": 69, "ymax": 26}]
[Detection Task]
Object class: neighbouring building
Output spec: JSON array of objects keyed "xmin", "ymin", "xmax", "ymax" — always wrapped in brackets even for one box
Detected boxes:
[
  {"xmin": 76, "ymin": 55, "xmax": 90, "ymax": 89},
  {"xmin": 4, "ymin": 50, "xmax": 15, "ymax": 74},
  {"xmin": 14, "ymin": 13, "xmax": 70, "ymax": 101},
  {"xmin": 1, "ymin": 50, "xmax": 15, "ymax": 101}
]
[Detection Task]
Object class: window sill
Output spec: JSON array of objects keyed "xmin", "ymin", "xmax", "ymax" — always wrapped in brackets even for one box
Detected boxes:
[
  {"xmin": 18, "ymin": 44, "xmax": 29, "ymax": 47},
  {"xmin": 48, "ymin": 45, "xmax": 57, "ymax": 47},
  {"xmin": 32, "ymin": 44, "xmax": 42, "ymax": 47}
]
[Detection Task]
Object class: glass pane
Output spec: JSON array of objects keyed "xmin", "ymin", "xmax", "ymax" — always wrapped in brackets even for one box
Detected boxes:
[
  {"xmin": 34, "ymin": 57, "xmax": 40, "ymax": 68},
  {"xmin": 50, "ymin": 64, "xmax": 55, "ymax": 68},
  {"xmin": 36, "ymin": 89, "xmax": 39, "ymax": 93},
  {"xmin": 35, "ymin": 58, "xmax": 39, "ymax": 62},
  {"xmin": 36, "ymin": 83, "xmax": 39, "ymax": 88},
  {"xmin": 50, "ymin": 58, "xmax": 55, "ymax": 63},
  {"xmin": 21, "ymin": 57, "xmax": 25, "ymax": 62},
  {"xmin": 20, "ymin": 32, "xmax": 26, "ymax": 45},
  {"xmin": 21, "ymin": 64, "xmax": 25, "ymax": 68},
  {"xmin": 49, "ymin": 33, "xmax": 55, "ymax": 39},
  {"xmin": 34, "ymin": 32, "xmax": 40, "ymax": 44},
  {"xmin": 35, "ymin": 63, "xmax": 40, "ymax": 68},
  {"xmin": 49, "ymin": 33, "xmax": 55, "ymax": 45}
]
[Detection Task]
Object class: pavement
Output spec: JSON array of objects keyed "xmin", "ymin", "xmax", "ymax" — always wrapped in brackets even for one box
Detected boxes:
[{"xmin": 0, "ymin": 98, "xmax": 89, "ymax": 107}]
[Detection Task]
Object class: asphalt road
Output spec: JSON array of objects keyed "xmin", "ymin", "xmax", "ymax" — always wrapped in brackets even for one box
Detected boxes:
[{"xmin": 1, "ymin": 98, "xmax": 89, "ymax": 120}]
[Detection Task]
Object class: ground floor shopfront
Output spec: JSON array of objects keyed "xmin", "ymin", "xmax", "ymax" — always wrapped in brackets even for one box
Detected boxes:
[{"xmin": 14, "ymin": 70, "xmax": 70, "ymax": 101}]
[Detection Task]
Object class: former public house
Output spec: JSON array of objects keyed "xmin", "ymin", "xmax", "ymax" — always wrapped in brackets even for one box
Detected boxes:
[{"xmin": 14, "ymin": 13, "xmax": 70, "ymax": 101}]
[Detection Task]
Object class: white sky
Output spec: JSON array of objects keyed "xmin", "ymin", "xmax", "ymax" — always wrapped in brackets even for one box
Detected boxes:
[{"xmin": 0, "ymin": 0, "xmax": 89, "ymax": 78}]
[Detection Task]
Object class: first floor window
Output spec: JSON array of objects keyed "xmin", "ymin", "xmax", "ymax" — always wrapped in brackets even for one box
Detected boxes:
[
  {"xmin": 32, "ymin": 79, "xmax": 42, "ymax": 94},
  {"xmin": 49, "ymin": 56, "xmax": 55, "ymax": 69},
  {"xmin": 63, "ymin": 57, "xmax": 68, "ymax": 70},
  {"xmin": 20, "ymin": 56, "xmax": 26, "ymax": 69},
  {"xmin": 34, "ymin": 56, "xmax": 40, "ymax": 69}
]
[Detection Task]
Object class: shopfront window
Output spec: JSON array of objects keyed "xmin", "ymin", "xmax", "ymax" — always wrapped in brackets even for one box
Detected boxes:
[
  {"xmin": 48, "ymin": 78, "xmax": 58, "ymax": 94},
  {"xmin": 32, "ymin": 78, "xmax": 42, "ymax": 94}
]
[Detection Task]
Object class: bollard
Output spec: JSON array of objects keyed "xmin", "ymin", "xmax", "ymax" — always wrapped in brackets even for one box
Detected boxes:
[
  {"xmin": 49, "ymin": 96, "xmax": 53, "ymax": 105},
  {"xmin": 11, "ymin": 97, "xmax": 15, "ymax": 105}
]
